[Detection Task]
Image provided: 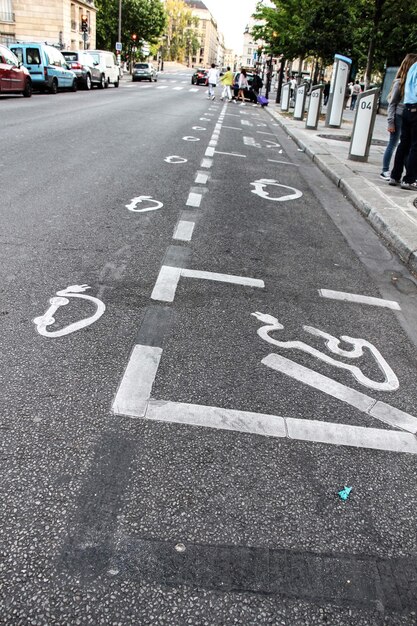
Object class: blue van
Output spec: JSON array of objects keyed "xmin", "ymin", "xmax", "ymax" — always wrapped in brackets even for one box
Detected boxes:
[{"xmin": 8, "ymin": 42, "xmax": 77, "ymax": 93}]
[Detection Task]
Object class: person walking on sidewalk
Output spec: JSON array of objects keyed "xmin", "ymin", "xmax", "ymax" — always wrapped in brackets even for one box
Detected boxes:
[
  {"xmin": 389, "ymin": 53, "xmax": 417, "ymax": 190},
  {"xmin": 207, "ymin": 63, "xmax": 219, "ymax": 100},
  {"xmin": 350, "ymin": 81, "xmax": 361, "ymax": 110},
  {"xmin": 251, "ymin": 70, "xmax": 263, "ymax": 105},
  {"xmin": 237, "ymin": 68, "xmax": 249, "ymax": 105},
  {"xmin": 380, "ymin": 56, "xmax": 417, "ymax": 179},
  {"xmin": 220, "ymin": 66, "xmax": 234, "ymax": 101}
]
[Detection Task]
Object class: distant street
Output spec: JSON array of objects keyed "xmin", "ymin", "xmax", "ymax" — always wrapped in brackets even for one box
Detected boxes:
[{"xmin": 2, "ymin": 70, "xmax": 417, "ymax": 624}]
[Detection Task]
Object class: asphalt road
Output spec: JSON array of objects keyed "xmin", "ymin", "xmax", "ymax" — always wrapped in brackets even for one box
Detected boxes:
[{"xmin": 2, "ymin": 70, "xmax": 417, "ymax": 624}]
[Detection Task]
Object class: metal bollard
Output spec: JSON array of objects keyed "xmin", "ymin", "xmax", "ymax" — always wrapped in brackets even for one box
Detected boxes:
[
  {"xmin": 306, "ymin": 84, "xmax": 324, "ymax": 130},
  {"xmin": 348, "ymin": 88, "xmax": 380, "ymax": 161},
  {"xmin": 293, "ymin": 82, "xmax": 308, "ymax": 121},
  {"xmin": 280, "ymin": 82, "xmax": 291, "ymax": 112}
]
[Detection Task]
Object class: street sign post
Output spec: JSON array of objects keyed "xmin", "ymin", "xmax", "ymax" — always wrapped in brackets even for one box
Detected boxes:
[{"xmin": 115, "ymin": 42, "xmax": 122, "ymax": 52}]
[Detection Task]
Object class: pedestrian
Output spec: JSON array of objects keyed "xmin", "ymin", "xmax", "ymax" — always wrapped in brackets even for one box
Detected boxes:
[
  {"xmin": 380, "ymin": 56, "xmax": 417, "ymax": 180},
  {"xmin": 207, "ymin": 63, "xmax": 219, "ymax": 100},
  {"xmin": 350, "ymin": 81, "xmax": 361, "ymax": 110},
  {"xmin": 251, "ymin": 69, "xmax": 263, "ymax": 105},
  {"xmin": 323, "ymin": 80, "xmax": 330, "ymax": 105},
  {"xmin": 237, "ymin": 68, "xmax": 248, "ymax": 105},
  {"xmin": 220, "ymin": 66, "xmax": 234, "ymax": 101},
  {"xmin": 389, "ymin": 53, "xmax": 417, "ymax": 189},
  {"xmin": 289, "ymin": 75, "xmax": 296, "ymax": 99}
]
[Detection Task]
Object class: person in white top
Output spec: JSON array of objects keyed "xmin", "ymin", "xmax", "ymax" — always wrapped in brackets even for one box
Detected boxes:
[
  {"xmin": 207, "ymin": 63, "xmax": 219, "ymax": 100},
  {"xmin": 237, "ymin": 68, "xmax": 248, "ymax": 105}
]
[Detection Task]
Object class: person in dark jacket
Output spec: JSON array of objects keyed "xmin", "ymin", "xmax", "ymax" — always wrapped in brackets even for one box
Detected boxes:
[{"xmin": 251, "ymin": 70, "xmax": 263, "ymax": 104}]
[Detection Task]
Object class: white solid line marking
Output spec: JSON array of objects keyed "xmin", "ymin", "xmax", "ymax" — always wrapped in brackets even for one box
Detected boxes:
[
  {"xmin": 182, "ymin": 268, "xmax": 264, "ymax": 288},
  {"xmin": 257, "ymin": 131, "xmax": 276, "ymax": 136},
  {"xmin": 173, "ymin": 220, "xmax": 195, "ymax": 241},
  {"xmin": 186, "ymin": 192, "xmax": 202, "ymax": 207},
  {"xmin": 147, "ymin": 400, "xmax": 287, "ymax": 438},
  {"xmin": 214, "ymin": 150, "xmax": 247, "ymax": 158},
  {"xmin": 142, "ymin": 398, "xmax": 417, "ymax": 455},
  {"xmin": 112, "ymin": 345, "xmax": 162, "ymax": 418},
  {"xmin": 151, "ymin": 266, "xmax": 181, "ymax": 302},
  {"xmin": 286, "ymin": 418, "xmax": 417, "ymax": 454},
  {"xmin": 173, "ymin": 87, "xmax": 184, "ymax": 90},
  {"xmin": 205, "ymin": 147, "xmax": 215, "ymax": 156},
  {"xmin": 157, "ymin": 86, "xmax": 168, "ymax": 89},
  {"xmin": 267, "ymin": 159, "xmax": 298, "ymax": 166},
  {"xmin": 190, "ymin": 88, "xmax": 199, "ymax": 92},
  {"xmin": 151, "ymin": 266, "xmax": 264, "ymax": 302},
  {"xmin": 222, "ymin": 125, "xmax": 243, "ymax": 130},
  {"xmin": 201, "ymin": 158, "xmax": 213, "ymax": 169},
  {"xmin": 263, "ymin": 353, "xmax": 417, "ymax": 433},
  {"xmin": 319, "ymin": 289, "xmax": 401, "ymax": 310},
  {"xmin": 195, "ymin": 172, "xmax": 209, "ymax": 184}
]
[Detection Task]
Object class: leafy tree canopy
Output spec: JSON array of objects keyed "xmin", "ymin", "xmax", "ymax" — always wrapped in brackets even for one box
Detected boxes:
[{"xmin": 95, "ymin": 0, "xmax": 166, "ymax": 52}]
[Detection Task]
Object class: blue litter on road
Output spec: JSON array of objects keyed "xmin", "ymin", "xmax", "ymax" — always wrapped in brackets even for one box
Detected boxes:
[{"xmin": 338, "ymin": 486, "xmax": 352, "ymax": 501}]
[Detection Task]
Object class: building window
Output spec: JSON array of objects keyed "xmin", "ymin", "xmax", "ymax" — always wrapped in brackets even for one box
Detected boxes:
[
  {"xmin": 0, "ymin": 0, "xmax": 13, "ymax": 22},
  {"xmin": 0, "ymin": 31, "xmax": 15, "ymax": 44}
]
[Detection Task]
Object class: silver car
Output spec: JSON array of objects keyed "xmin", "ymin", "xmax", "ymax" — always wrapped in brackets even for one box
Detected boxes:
[{"xmin": 132, "ymin": 62, "xmax": 157, "ymax": 82}]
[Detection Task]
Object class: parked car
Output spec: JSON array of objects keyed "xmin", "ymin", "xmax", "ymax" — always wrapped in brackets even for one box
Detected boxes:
[
  {"xmin": 0, "ymin": 44, "xmax": 32, "ymax": 97},
  {"xmin": 8, "ymin": 42, "xmax": 77, "ymax": 93},
  {"xmin": 132, "ymin": 62, "xmax": 157, "ymax": 82},
  {"xmin": 233, "ymin": 71, "xmax": 256, "ymax": 101},
  {"xmin": 61, "ymin": 50, "xmax": 103, "ymax": 90},
  {"xmin": 191, "ymin": 68, "xmax": 207, "ymax": 85},
  {"xmin": 86, "ymin": 50, "xmax": 119, "ymax": 88}
]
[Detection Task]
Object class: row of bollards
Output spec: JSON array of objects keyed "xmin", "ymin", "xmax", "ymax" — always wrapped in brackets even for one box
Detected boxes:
[{"xmin": 279, "ymin": 53, "xmax": 380, "ymax": 162}]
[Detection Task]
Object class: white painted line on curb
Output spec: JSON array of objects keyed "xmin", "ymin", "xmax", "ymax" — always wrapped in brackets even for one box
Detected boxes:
[
  {"xmin": 151, "ymin": 266, "xmax": 181, "ymax": 302},
  {"xmin": 186, "ymin": 192, "xmax": 203, "ymax": 207},
  {"xmin": 112, "ymin": 345, "xmax": 162, "ymax": 418},
  {"xmin": 173, "ymin": 220, "xmax": 195, "ymax": 241},
  {"xmin": 263, "ymin": 353, "xmax": 417, "ymax": 433},
  {"xmin": 319, "ymin": 289, "xmax": 401, "ymax": 310}
]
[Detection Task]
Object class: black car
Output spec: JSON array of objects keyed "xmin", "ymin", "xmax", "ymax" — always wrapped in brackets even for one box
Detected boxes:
[
  {"xmin": 233, "ymin": 71, "xmax": 256, "ymax": 101},
  {"xmin": 191, "ymin": 68, "xmax": 207, "ymax": 85},
  {"xmin": 61, "ymin": 51, "xmax": 103, "ymax": 90}
]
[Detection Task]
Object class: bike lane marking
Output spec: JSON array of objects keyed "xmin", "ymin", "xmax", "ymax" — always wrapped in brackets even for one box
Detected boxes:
[{"xmin": 319, "ymin": 289, "xmax": 401, "ymax": 310}]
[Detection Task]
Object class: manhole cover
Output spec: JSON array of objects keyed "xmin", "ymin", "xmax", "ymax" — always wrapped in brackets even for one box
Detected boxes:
[
  {"xmin": 318, "ymin": 134, "xmax": 388, "ymax": 146},
  {"xmin": 414, "ymin": 198, "xmax": 417, "ymax": 209}
]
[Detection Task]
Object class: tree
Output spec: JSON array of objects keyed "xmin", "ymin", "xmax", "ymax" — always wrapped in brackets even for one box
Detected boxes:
[
  {"xmin": 165, "ymin": 0, "xmax": 200, "ymax": 64},
  {"xmin": 95, "ymin": 0, "xmax": 166, "ymax": 52}
]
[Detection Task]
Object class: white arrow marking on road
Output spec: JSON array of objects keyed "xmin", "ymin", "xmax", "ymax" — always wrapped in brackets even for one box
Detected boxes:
[
  {"xmin": 263, "ymin": 139, "xmax": 281, "ymax": 148},
  {"xmin": 125, "ymin": 196, "xmax": 164, "ymax": 212},
  {"xmin": 164, "ymin": 155, "xmax": 188, "ymax": 164},
  {"xmin": 250, "ymin": 178, "xmax": 302, "ymax": 202},
  {"xmin": 183, "ymin": 136, "xmax": 200, "ymax": 142},
  {"xmin": 33, "ymin": 285, "xmax": 105, "ymax": 338}
]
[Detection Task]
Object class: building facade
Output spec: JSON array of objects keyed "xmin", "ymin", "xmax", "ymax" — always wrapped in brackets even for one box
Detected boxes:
[
  {"xmin": 184, "ymin": 0, "xmax": 219, "ymax": 68},
  {"xmin": 0, "ymin": 0, "xmax": 96, "ymax": 50}
]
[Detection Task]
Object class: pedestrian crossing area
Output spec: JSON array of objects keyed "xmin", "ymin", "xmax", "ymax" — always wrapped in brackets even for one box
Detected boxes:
[{"xmin": 123, "ymin": 81, "xmax": 204, "ymax": 94}]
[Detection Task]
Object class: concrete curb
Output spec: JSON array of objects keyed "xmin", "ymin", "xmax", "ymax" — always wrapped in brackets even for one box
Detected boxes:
[{"xmin": 266, "ymin": 107, "xmax": 417, "ymax": 276}]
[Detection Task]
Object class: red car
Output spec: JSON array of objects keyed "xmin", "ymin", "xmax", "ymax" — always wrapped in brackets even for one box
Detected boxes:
[{"xmin": 0, "ymin": 44, "xmax": 32, "ymax": 97}]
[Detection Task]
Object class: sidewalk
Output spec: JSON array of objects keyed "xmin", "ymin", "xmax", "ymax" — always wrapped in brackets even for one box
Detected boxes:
[{"xmin": 266, "ymin": 103, "xmax": 417, "ymax": 275}]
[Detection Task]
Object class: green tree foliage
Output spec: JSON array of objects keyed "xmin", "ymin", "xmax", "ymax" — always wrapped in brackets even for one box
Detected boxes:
[
  {"xmin": 95, "ymin": 0, "xmax": 166, "ymax": 51},
  {"xmin": 252, "ymin": 0, "xmax": 417, "ymax": 81},
  {"xmin": 165, "ymin": 0, "xmax": 200, "ymax": 63}
]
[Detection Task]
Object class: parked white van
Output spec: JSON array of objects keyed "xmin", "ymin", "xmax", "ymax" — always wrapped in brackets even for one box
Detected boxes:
[{"xmin": 86, "ymin": 50, "xmax": 119, "ymax": 88}]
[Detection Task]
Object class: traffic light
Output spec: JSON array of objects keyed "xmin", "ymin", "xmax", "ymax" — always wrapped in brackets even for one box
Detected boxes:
[{"xmin": 81, "ymin": 15, "xmax": 88, "ymax": 33}]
